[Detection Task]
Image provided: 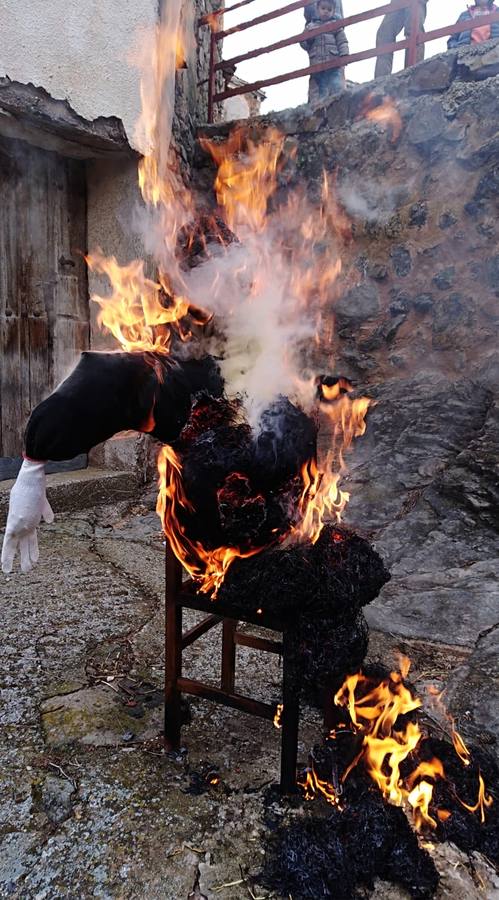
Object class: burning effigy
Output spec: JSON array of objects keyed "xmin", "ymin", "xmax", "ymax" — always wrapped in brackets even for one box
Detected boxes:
[{"xmin": 2, "ymin": 7, "xmax": 498, "ymax": 899}]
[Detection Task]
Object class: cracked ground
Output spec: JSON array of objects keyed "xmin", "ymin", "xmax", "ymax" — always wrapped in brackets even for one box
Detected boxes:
[{"xmin": 1, "ymin": 479, "xmax": 498, "ymax": 899}]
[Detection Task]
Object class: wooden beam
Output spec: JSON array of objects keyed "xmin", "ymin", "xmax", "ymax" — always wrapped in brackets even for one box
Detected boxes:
[
  {"xmin": 181, "ymin": 614, "xmax": 221, "ymax": 650},
  {"xmin": 234, "ymin": 632, "xmax": 283, "ymax": 655},
  {"xmin": 177, "ymin": 676, "xmax": 277, "ymax": 720}
]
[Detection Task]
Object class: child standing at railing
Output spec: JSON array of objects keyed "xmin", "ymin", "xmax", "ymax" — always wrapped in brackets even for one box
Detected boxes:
[
  {"xmin": 448, "ymin": 0, "xmax": 499, "ymax": 48},
  {"xmin": 301, "ymin": 0, "xmax": 349, "ymax": 105}
]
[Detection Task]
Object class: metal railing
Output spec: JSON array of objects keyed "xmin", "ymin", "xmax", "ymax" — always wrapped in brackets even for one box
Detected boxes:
[{"xmin": 199, "ymin": 0, "xmax": 499, "ymax": 122}]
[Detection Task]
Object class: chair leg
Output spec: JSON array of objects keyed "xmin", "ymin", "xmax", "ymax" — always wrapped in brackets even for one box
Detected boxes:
[
  {"xmin": 164, "ymin": 549, "xmax": 183, "ymax": 750},
  {"xmin": 221, "ymin": 618, "xmax": 237, "ymax": 693},
  {"xmin": 280, "ymin": 629, "xmax": 300, "ymax": 794}
]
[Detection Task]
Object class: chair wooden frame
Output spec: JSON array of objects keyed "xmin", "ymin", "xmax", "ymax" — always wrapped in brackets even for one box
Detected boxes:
[{"xmin": 164, "ymin": 547, "xmax": 301, "ymax": 793}]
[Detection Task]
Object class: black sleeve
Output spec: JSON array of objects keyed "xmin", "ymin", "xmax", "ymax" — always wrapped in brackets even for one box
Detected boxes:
[{"xmin": 25, "ymin": 351, "xmax": 223, "ymax": 461}]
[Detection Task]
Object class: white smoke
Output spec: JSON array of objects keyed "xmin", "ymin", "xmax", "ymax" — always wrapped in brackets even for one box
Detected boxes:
[
  {"xmin": 120, "ymin": 4, "xmax": 338, "ymax": 430},
  {"xmin": 183, "ymin": 227, "xmax": 318, "ymax": 426}
]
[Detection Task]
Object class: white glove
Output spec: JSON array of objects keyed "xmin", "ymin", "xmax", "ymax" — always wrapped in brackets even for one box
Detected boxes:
[{"xmin": 1, "ymin": 459, "xmax": 54, "ymax": 575}]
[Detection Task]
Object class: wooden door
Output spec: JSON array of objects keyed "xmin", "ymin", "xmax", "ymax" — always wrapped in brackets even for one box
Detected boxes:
[{"xmin": 0, "ymin": 135, "xmax": 89, "ymax": 478}]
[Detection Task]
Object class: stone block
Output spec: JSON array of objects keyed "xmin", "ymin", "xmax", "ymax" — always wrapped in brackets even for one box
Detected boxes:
[
  {"xmin": 432, "ymin": 267, "xmax": 455, "ymax": 290},
  {"xmin": 40, "ymin": 684, "xmax": 163, "ymax": 748},
  {"xmin": 406, "ymin": 99, "xmax": 447, "ymax": 145},
  {"xmin": 335, "ymin": 282, "xmax": 380, "ymax": 325},
  {"xmin": 458, "ymin": 39, "xmax": 499, "ymax": 80},
  {"xmin": 0, "ymin": 467, "xmax": 138, "ymax": 526},
  {"xmin": 409, "ymin": 54, "xmax": 457, "ymax": 93},
  {"xmin": 88, "ymin": 431, "xmax": 160, "ymax": 481},
  {"xmin": 390, "ymin": 244, "xmax": 412, "ymax": 277}
]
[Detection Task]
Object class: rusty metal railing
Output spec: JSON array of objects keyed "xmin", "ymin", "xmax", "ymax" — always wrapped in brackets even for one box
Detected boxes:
[{"xmin": 199, "ymin": 0, "xmax": 499, "ymax": 122}]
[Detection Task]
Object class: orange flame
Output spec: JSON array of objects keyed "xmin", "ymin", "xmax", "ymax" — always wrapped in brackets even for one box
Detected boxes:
[
  {"xmin": 425, "ymin": 686, "xmax": 493, "ymax": 823},
  {"xmin": 135, "ymin": 11, "xmax": 191, "ymax": 209},
  {"xmin": 292, "ymin": 389, "xmax": 371, "ymax": 544},
  {"xmin": 156, "ymin": 445, "xmax": 264, "ymax": 596},
  {"xmin": 296, "ymin": 658, "xmax": 494, "ymax": 831},
  {"xmin": 273, "ymin": 703, "xmax": 283, "ymax": 729},
  {"xmin": 86, "ymin": 252, "xmax": 191, "ymax": 354},
  {"xmin": 427, "ymin": 684, "xmax": 472, "ymax": 768},
  {"xmin": 87, "ymin": 10, "xmax": 198, "ymax": 355},
  {"xmin": 200, "ymin": 127, "xmax": 284, "ymax": 233},
  {"xmin": 89, "ymin": 44, "xmax": 366, "ymax": 591},
  {"xmin": 361, "ymin": 94, "xmax": 402, "ymax": 143},
  {"xmin": 459, "ymin": 773, "xmax": 494, "ymax": 824},
  {"xmin": 298, "ymin": 765, "xmax": 343, "ymax": 808},
  {"xmin": 295, "ymin": 459, "xmax": 349, "ymax": 545}
]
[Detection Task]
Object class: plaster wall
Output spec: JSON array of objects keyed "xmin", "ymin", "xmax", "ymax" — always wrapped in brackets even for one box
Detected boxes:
[
  {"xmin": 0, "ymin": 0, "xmax": 157, "ymax": 148},
  {"xmin": 85, "ymin": 156, "xmax": 146, "ymax": 350}
]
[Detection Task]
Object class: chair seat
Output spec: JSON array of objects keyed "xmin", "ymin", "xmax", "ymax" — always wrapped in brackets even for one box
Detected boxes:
[{"xmin": 177, "ymin": 578, "xmax": 290, "ymax": 632}]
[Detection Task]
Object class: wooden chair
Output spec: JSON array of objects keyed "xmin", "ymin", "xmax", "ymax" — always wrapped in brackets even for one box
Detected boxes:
[{"xmin": 164, "ymin": 547, "xmax": 301, "ymax": 793}]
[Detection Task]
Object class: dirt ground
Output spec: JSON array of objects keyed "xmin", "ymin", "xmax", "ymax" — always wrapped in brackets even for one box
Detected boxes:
[{"xmin": 1, "ymin": 488, "xmax": 498, "ymax": 899}]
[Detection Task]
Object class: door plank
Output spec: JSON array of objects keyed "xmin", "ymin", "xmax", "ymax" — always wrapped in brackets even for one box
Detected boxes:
[{"xmin": 0, "ymin": 135, "xmax": 89, "ymax": 462}]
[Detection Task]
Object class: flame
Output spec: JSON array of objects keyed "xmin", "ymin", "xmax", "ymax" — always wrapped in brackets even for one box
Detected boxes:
[
  {"xmin": 135, "ymin": 9, "xmax": 190, "ymax": 209},
  {"xmin": 273, "ymin": 703, "xmax": 283, "ymax": 729},
  {"xmin": 86, "ymin": 252, "xmax": 191, "ymax": 354},
  {"xmin": 424, "ymin": 686, "xmax": 494, "ymax": 825},
  {"xmin": 295, "ymin": 459, "xmax": 349, "ymax": 545},
  {"xmin": 427, "ymin": 684, "xmax": 472, "ymax": 767},
  {"xmin": 459, "ymin": 773, "xmax": 493, "ymax": 824},
  {"xmin": 361, "ymin": 94, "xmax": 402, "ymax": 143},
  {"xmin": 87, "ymin": 8, "xmax": 200, "ymax": 355},
  {"xmin": 298, "ymin": 764, "xmax": 343, "ymax": 808},
  {"xmin": 157, "ymin": 445, "xmax": 264, "ymax": 596},
  {"xmin": 296, "ymin": 658, "xmax": 493, "ymax": 832},
  {"xmin": 200, "ymin": 127, "xmax": 284, "ymax": 233},
  {"xmin": 334, "ymin": 660, "xmax": 431, "ymax": 820},
  {"xmin": 292, "ymin": 389, "xmax": 371, "ymax": 544},
  {"xmin": 89, "ymin": 30, "xmax": 367, "ymax": 592},
  {"xmin": 452, "ymin": 729, "xmax": 472, "ymax": 767}
]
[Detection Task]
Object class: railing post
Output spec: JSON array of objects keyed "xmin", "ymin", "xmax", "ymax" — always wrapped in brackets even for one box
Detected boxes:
[
  {"xmin": 208, "ymin": 29, "xmax": 216, "ymax": 124},
  {"xmin": 406, "ymin": 0, "xmax": 420, "ymax": 68}
]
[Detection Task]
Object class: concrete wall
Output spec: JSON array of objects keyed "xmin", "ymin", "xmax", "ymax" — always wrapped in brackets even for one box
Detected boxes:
[
  {"xmin": 0, "ymin": 0, "xmax": 158, "ymax": 148},
  {"xmin": 86, "ymin": 156, "xmax": 147, "ymax": 350}
]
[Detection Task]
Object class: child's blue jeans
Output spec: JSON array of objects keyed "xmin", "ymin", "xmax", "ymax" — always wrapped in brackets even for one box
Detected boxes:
[{"xmin": 309, "ymin": 67, "xmax": 344, "ymax": 103}]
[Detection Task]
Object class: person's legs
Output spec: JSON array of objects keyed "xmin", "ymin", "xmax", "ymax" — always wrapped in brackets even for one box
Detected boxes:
[
  {"xmin": 374, "ymin": 7, "xmax": 406, "ymax": 77},
  {"xmin": 321, "ymin": 67, "xmax": 344, "ymax": 98},
  {"xmin": 308, "ymin": 75, "xmax": 321, "ymax": 104},
  {"xmin": 404, "ymin": 1, "xmax": 427, "ymax": 64}
]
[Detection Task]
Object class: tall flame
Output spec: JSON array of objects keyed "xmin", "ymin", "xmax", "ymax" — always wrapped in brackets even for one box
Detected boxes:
[
  {"xmin": 200, "ymin": 127, "xmax": 284, "ymax": 234},
  {"xmin": 87, "ymin": 19, "xmax": 370, "ymax": 593},
  {"xmin": 87, "ymin": 4, "xmax": 196, "ymax": 356}
]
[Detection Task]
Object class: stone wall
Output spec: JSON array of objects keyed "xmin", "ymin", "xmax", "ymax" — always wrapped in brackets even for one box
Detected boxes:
[
  {"xmin": 174, "ymin": 0, "xmax": 222, "ymax": 170},
  {"xmin": 195, "ymin": 42, "xmax": 499, "ymax": 743}
]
